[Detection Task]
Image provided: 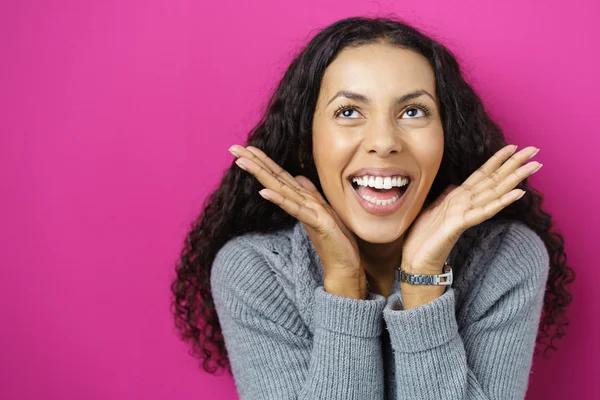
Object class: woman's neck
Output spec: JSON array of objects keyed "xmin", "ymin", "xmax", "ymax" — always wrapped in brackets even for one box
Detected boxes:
[{"xmin": 357, "ymin": 235, "xmax": 404, "ymax": 298}]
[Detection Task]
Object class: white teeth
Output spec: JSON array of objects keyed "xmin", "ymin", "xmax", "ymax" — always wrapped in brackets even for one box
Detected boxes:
[
  {"xmin": 383, "ymin": 177, "xmax": 392, "ymax": 189},
  {"xmin": 360, "ymin": 193, "xmax": 401, "ymax": 205},
  {"xmin": 351, "ymin": 175, "xmax": 410, "ymax": 188}
]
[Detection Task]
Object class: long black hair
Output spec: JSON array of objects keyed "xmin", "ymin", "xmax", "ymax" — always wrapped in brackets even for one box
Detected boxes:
[{"xmin": 170, "ymin": 15, "xmax": 575, "ymax": 374}]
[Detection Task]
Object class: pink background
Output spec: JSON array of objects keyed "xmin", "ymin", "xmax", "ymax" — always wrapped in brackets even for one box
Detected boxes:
[{"xmin": 1, "ymin": 0, "xmax": 598, "ymax": 399}]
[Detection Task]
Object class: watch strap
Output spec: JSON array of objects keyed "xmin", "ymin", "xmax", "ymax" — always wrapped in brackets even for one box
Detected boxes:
[{"xmin": 395, "ymin": 259, "xmax": 453, "ymax": 286}]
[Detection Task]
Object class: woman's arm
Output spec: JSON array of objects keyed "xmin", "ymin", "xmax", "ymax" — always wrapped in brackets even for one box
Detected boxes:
[
  {"xmin": 383, "ymin": 222, "xmax": 550, "ymax": 400},
  {"xmin": 210, "ymin": 237, "xmax": 388, "ymax": 400}
]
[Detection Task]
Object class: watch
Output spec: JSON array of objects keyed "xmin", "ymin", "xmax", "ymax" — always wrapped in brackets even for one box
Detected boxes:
[{"xmin": 394, "ymin": 258, "xmax": 453, "ymax": 286}]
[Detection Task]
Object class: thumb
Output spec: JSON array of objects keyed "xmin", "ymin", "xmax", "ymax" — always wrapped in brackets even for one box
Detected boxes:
[{"xmin": 431, "ymin": 184, "xmax": 458, "ymax": 207}]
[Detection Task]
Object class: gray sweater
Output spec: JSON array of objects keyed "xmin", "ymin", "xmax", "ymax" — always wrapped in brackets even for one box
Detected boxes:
[{"xmin": 210, "ymin": 219, "xmax": 549, "ymax": 400}]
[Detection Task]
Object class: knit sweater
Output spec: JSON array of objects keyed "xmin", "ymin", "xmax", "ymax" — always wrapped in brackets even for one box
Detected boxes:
[{"xmin": 210, "ymin": 218, "xmax": 550, "ymax": 400}]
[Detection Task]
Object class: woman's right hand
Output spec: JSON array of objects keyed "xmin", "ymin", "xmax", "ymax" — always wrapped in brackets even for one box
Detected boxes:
[{"xmin": 229, "ymin": 144, "xmax": 366, "ymax": 299}]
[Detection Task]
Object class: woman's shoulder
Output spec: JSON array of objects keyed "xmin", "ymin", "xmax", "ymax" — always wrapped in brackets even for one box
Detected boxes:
[
  {"xmin": 464, "ymin": 219, "xmax": 549, "ymax": 281},
  {"xmin": 212, "ymin": 224, "xmax": 293, "ymax": 278},
  {"xmin": 454, "ymin": 219, "xmax": 550, "ymax": 321},
  {"xmin": 210, "ymin": 221, "xmax": 315, "ymax": 310},
  {"xmin": 210, "ymin": 223, "xmax": 313, "ymax": 336}
]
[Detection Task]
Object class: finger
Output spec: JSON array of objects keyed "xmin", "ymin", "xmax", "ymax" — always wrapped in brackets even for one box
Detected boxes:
[
  {"xmin": 232, "ymin": 145, "xmax": 316, "ymax": 201},
  {"xmin": 235, "ymin": 156, "xmax": 308, "ymax": 205},
  {"xmin": 469, "ymin": 146, "xmax": 540, "ymax": 196},
  {"xmin": 462, "ymin": 145, "xmax": 534, "ymax": 191},
  {"xmin": 230, "ymin": 144, "xmax": 307, "ymax": 196},
  {"xmin": 460, "ymin": 145, "xmax": 518, "ymax": 189},
  {"xmin": 258, "ymin": 188, "xmax": 326, "ymax": 230},
  {"xmin": 230, "ymin": 144, "xmax": 326, "ymax": 210},
  {"xmin": 469, "ymin": 161, "xmax": 542, "ymax": 208},
  {"xmin": 295, "ymin": 175, "xmax": 330, "ymax": 207},
  {"xmin": 231, "ymin": 145, "xmax": 295, "ymax": 187},
  {"xmin": 244, "ymin": 146, "xmax": 313, "ymax": 196},
  {"xmin": 463, "ymin": 189, "xmax": 526, "ymax": 227}
]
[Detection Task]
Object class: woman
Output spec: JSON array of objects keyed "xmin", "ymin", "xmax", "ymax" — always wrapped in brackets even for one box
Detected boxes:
[{"xmin": 171, "ymin": 16, "xmax": 575, "ymax": 399}]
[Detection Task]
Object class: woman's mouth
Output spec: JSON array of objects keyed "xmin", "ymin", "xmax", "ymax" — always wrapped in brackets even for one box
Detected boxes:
[{"xmin": 349, "ymin": 175, "xmax": 411, "ymax": 216}]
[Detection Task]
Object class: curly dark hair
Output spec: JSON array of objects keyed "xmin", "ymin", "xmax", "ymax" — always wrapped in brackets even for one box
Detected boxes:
[{"xmin": 170, "ymin": 15, "xmax": 575, "ymax": 375}]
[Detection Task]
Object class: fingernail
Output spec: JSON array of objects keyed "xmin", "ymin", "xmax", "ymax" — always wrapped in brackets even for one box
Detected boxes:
[
  {"xmin": 516, "ymin": 190, "xmax": 526, "ymax": 200},
  {"xmin": 235, "ymin": 159, "xmax": 247, "ymax": 170},
  {"xmin": 527, "ymin": 148, "xmax": 540, "ymax": 160},
  {"xmin": 532, "ymin": 163, "xmax": 543, "ymax": 173},
  {"xmin": 509, "ymin": 144, "xmax": 518, "ymax": 154},
  {"xmin": 228, "ymin": 147, "xmax": 239, "ymax": 157},
  {"xmin": 258, "ymin": 189, "xmax": 271, "ymax": 200}
]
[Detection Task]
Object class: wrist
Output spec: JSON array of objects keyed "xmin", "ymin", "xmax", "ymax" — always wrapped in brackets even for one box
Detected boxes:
[
  {"xmin": 400, "ymin": 260, "xmax": 444, "ymax": 275},
  {"xmin": 397, "ymin": 261, "xmax": 449, "ymax": 308},
  {"xmin": 400, "ymin": 282, "xmax": 446, "ymax": 309},
  {"xmin": 324, "ymin": 276, "xmax": 366, "ymax": 300}
]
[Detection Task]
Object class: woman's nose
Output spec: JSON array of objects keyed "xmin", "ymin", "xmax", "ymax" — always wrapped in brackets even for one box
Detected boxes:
[{"xmin": 361, "ymin": 121, "xmax": 402, "ymax": 157}]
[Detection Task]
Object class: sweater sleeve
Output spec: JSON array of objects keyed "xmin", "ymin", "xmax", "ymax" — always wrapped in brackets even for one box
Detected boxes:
[
  {"xmin": 210, "ymin": 237, "xmax": 388, "ymax": 400},
  {"xmin": 382, "ymin": 222, "xmax": 550, "ymax": 400}
]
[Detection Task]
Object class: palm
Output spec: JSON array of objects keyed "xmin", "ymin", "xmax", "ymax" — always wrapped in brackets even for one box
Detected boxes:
[
  {"xmin": 401, "ymin": 144, "xmax": 542, "ymax": 273},
  {"xmin": 401, "ymin": 185, "xmax": 468, "ymax": 273},
  {"xmin": 302, "ymin": 197, "xmax": 363, "ymax": 278},
  {"xmin": 229, "ymin": 145, "xmax": 364, "ymax": 281}
]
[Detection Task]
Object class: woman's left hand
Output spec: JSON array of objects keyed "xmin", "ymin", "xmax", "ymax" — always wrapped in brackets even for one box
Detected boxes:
[{"xmin": 401, "ymin": 144, "xmax": 542, "ymax": 275}]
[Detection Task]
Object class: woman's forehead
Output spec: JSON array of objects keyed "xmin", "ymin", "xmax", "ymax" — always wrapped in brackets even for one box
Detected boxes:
[{"xmin": 319, "ymin": 44, "xmax": 437, "ymax": 103}]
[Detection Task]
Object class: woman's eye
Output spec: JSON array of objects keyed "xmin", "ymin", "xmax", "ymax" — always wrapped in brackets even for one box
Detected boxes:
[
  {"xmin": 337, "ymin": 108, "xmax": 360, "ymax": 119},
  {"xmin": 401, "ymin": 107, "xmax": 426, "ymax": 119},
  {"xmin": 336, "ymin": 106, "xmax": 428, "ymax": 119}
]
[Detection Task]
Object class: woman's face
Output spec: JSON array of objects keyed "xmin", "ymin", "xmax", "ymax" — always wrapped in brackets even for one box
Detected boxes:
[{"xmin": 312, "ymin": 42, "xmax": 444, "ymax": 244}]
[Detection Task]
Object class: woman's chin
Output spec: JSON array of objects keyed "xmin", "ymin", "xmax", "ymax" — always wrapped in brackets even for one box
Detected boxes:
[{"xmin": 350, "ymin": 223, "xmax": 406, "ymax": 245}]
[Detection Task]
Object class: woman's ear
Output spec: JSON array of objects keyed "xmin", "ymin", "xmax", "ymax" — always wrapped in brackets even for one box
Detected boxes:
[{"xmin": 298, "ymin": 148, "xmax": 305, "ymax": 169}]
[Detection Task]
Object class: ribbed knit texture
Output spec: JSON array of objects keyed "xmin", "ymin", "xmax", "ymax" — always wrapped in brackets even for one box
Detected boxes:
[{"xmin": 210, "ymin": 219, "xmax": 550, "ymax": 399}]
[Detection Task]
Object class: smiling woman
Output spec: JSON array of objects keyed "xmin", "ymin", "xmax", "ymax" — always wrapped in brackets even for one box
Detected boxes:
[
  {"xmin": 170, "ymin": 15, "xmax": 575, "ymax": 400},
  {"xmin": 311, "ymin": 44, "xmax": 444, "ymax": 254}
]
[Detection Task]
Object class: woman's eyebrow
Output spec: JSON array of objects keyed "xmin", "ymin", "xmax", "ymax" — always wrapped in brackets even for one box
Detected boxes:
[{"xmin": 326, "ymin": 89, "xmax": 436, "ymax": 106}]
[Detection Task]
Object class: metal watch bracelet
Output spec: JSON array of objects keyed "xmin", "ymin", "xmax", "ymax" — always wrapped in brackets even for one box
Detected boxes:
[{"xmin": 394, "ymin": 258, "xmax": 453, "ymax": 286}]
